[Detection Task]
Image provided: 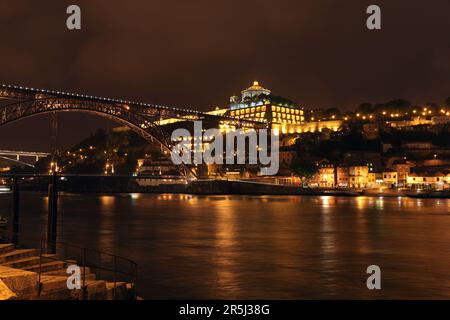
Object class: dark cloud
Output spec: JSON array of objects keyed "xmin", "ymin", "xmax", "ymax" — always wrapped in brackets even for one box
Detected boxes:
[{"xmin": 0, "ymin": 0, "xmax": 449, "ymax": 150}]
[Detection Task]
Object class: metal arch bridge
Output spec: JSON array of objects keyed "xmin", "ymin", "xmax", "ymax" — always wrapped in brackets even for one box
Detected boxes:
[{"xmin": 0, "ymin": 84, "xmax": 266, "ymax": 177}]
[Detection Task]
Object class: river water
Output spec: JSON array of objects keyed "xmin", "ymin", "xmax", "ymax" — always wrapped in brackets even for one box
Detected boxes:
[{"xmin": 1, "ymin": 192, "xmax": 450, "ymax": 299}]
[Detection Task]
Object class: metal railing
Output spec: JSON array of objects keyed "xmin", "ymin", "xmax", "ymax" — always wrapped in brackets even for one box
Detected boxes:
[
  {"xmin": 38, "ymin": 238, "xmax": 138, "ymax": 300},
  {"xmin": 1, "ymin": 231, "xmax": 138, "ymax": 300}
]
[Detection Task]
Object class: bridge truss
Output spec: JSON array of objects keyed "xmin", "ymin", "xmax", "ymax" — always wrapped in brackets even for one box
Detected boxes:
[{"xmin": 0, "ymin": 84, "xmax": 265, "ymax": 177}]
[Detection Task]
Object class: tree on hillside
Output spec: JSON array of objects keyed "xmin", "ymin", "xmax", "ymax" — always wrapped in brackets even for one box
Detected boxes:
[
  {"xmin": 291, "ymin": 157, "xmax": 318, "ymax": 186},
  {"xmin": 373, "ymin": 99, "xmax": 411, "ymax": 113},
  {"xmin": 324, "ymin": 107, "xmax": 341, "ymax": 118},
  {"xmin": 357, "ymin": 103, "xmax": 373, "ymax": 114},
  {"xmin": 426, "ymin": 102, "xmax": 438, "ymax": 108}
]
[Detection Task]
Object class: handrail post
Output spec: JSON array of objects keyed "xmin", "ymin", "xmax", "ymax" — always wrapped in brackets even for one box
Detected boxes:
[
  {"xmin": 47, "ymin": 173, "xmax": 58, "ymax": 254},
  {"xmin": 97, "ymin": 251, "xmax": 102, "ymax": 280},
  {"xmin": 134, "ymin": 264, "xmax": 138, "ymax": 300},
  {"xmin": 113, "ymin": 256, "xmax": 117, "ymax": 300},
  {"xmin": 11, "ymin": 176, "xmax": 20, "ymax": 245},
  {"xmin": 65, "ymin": 241, "xmax": 69, "ymax": 261},
  {"xmin": 37, "ymin": 239, "xmax": 43, "ymax": 297},
  {"xmin": 82, "ymin": 247, "xmax": 87, "ymax": 300}
]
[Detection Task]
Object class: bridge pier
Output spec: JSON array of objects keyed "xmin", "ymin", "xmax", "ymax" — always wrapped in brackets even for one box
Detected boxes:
[
  {"xmin": 11, "ymin": 177, "xmax": 20, "ymax": 245},
  {"xmin": 47, "ymin": 173, "xmax": 58, "ymax": 254}
]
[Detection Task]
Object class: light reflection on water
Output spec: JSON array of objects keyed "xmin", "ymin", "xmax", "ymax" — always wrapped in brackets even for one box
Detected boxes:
[{"xmin": 1, "ymin": 193, "xmax": 450, "ymax": 299}]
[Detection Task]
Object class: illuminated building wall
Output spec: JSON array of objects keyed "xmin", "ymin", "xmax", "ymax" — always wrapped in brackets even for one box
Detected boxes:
[
  {"xmin": 319, "ymin": 165, "xmax": 335, "ymax": 188},
  {"xmin": 225, "ymin": 81, "xmax": 307, "ymax": 132},
  {"xmin": 389, "ymin": 117, "xmax": 432, "ymax": 128},
  {"xmin": 229, "ymin": 104, "xmax": 305, "ymax": 125},
  {"xmin": 208, "ymin": 105, "xmax": 341, "ymax": 135},
  {"xmin": 382, "ymin": 171, "xmax": 398, "ymax": 185},
  {"xmin": 348, "ymin": 165, "xmax": 370, "ymax": 188},
  {"xmin": 336, "ymin": 167, "xmax": 349, "ymax": 187},
  {"xmin": 406, "ymin": 174, "xmax": 449, "ymax": 189},
  {"xmin": 272, "ymin": 120, "xmax": 343, "ymax": 135}
]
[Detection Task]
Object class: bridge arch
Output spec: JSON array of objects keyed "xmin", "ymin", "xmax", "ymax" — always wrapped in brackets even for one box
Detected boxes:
[{"xmin": 0, "ymin": 98, "xmax": 196, "ymax": 177}]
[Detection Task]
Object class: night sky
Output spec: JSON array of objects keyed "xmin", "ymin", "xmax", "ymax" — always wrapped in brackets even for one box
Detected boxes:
[{"xmin": 0, "ymin": 0, "xmax": 449, "ymax": 151}]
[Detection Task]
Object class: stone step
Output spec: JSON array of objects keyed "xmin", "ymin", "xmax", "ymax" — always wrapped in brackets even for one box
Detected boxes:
[
  {"xmin": 1, "ymin": 255, "xmax": 62, "ymax": 269},
  {"xmin": 106, "ymin": 281, "xmax": 128, "ymax": 300},
  {"xmin": 43, "ymin": 266, "xmax": 93, "ymax": 276},
  {"xmin": 0, "ymin": 244, "xmax": 136, "ymax": 300},
  {"xmin": 36, "ymin": 277, "xmax": 111, "ymax": 300},
  {"xmin": 85, "ymin": 279, "xmax": 108, "ymax": 300},
  {"xmin": 24, "ymin": 261, "xmax": 67, "ymax": 273},
  {"xmin": 0, "ymin": 279, "xmax": 17, "ymax": 300},
  {"xmin": 2, "ymin": 256, "xmax": 41, "ymax": 269},
  {"xmin": 81, "ymin": 273, "xmax": 97, "ymax": 281},
  {"xmin": 0, "ymin": 266, "xmax": 38, "ymax": 299},
  {"xmin": 0, "ymin": 249, "xmax": 38, "ymax": 264},
  {"xmin": 43, "ymin": 269, "xmax": 97, "ymax": 281},
  {"xmin": 126, "ymin": 282, "xmax": 136, "ymax": 300},
  {"xmin": 38, "ymin": 275, "xmax": 70, "ymax": 298},
  {"xmin": 0, "ymin": 244, "xmax": 15, "ymax": 255},
  {"xmin": 35, "ymin": 275, "xmax": 80, "ymax": 300}
]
